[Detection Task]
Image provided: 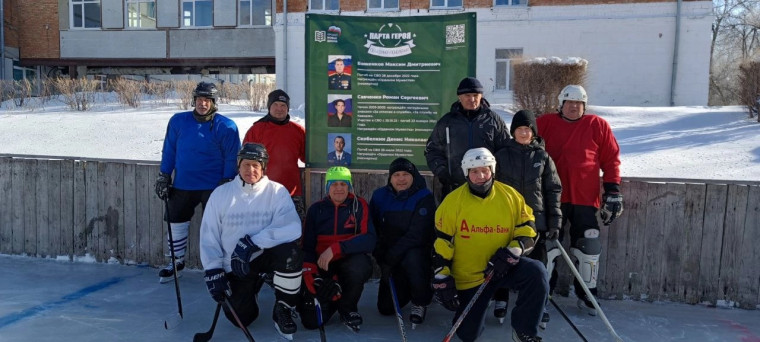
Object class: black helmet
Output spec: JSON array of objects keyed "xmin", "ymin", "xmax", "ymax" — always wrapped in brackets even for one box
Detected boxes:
[
  {"xmin": 193, "ymin": 82, "xmax": 218, "ymax": 102},
  {"xmin": 237, "ymin": 143, "xmax": 269, "ymax": 170}
]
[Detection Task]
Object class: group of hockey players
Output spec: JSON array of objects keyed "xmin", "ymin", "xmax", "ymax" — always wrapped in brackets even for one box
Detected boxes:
[{"xmin": 154, "ymin": 78, "xmax": 623, "ymax": 342}]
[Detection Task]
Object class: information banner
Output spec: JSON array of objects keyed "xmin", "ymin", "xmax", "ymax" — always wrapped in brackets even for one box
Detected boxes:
[{"xmin": 305, "ymin": 13, "xmax": 476, "ymax": 170}]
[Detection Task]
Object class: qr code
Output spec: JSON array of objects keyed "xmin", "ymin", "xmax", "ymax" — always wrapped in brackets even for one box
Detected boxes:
[{"xmin": 446, "ymin": 24, "xmax": 465, "ymax": 45}]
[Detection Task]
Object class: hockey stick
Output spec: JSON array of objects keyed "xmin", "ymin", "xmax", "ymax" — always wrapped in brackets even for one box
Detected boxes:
[
  {"xmin": 223, "ymin": 297, "xmax": 255, "ymax": 342},
  {"xmin": 442, "ymin": 270, "xmax": 494, "ymax": 342},
  {"xmin": 193, "ymin": 302, "xmax": 222, "ymax": 342},
  {"xmin": 388, "ymin": 276, "xmax": 408, "ymax": 342},
  {"xmin": 548, "ymin": 297, "xmax": 588, "ymax": 342},
  {"xmin": 163, "ymin": 199, "xmax": 183, "ymax": 330},
  {"xmin": 314, "ymin": 297, "xmax": 327, "ymax": 342},
  {"xmin": 548, "ymin": 240, "xmax": 623, "ymax": 342}
]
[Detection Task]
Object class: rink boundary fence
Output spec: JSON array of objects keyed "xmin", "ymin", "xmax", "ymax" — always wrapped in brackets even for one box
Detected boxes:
[{"xmin": 0, "ymin": 155, "xmax": 757, "ymax": 309}]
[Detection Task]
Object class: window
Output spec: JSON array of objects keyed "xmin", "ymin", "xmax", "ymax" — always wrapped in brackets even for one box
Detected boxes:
[
  {"xmin": 368, "ymin": 0, "xmax": 399, "ymax": 11},
  {"xmin": 310, "ymin": 0, "xmax": 339, "ymax": 12},
  {"xmin": 430, "ymin": 0, "xmax": 462, "ymax": 9},
  {"xmin": 495, "ymin": 48, "xmax": 522, "ymax": 91},
  {"xmin": 71, "ymin": 0, "xmax": 101, "ymax": 29},
  {"xmin": 12, "ymin": 61, "xmax": 37, "ymax": 82},
  {"xmin": 127, "ymin": 0, "xmax": 156, "ymax": 28},
  {"xmin": 240, "ymin": 0, "xmax": 272, "ymax": 26},
  {"xmin": 182, "ymin": 0, "xmax": 213, "ymax": 27},
  {"xmin": 494, "ymin": 0, "xmax": 525, "ymax": 5}
]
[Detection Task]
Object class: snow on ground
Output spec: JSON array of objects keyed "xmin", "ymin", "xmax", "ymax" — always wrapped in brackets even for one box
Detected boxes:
[
  {"xmin": 1, "ymin": 95, "xmax": 760, "ymax": 342},
  {"xmin": 1, "ymin": 95, "xmax": 759, "ymax": 181}
]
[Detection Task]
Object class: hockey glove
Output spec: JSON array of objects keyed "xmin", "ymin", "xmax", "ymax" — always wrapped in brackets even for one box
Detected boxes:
[
  {"xmin": 154, "ymin": 172, "xmax": 172, "ymax": 201},
  {"xmin": 314, "ymin": 277, "xmax": 342, "ymax": 302},
  {"xmin": 485, "ymin": 247, "xmax": 520, "ymax": 278},
  {"xmin": 303, "ymin": 263, "xmax": 341, "ymax": 302},
  {"xmin": 432, "ymin": 275, "xmax": 459, "ymax": 311},
  {"xmin": 600, "ymin": 183, "xmax": 624, "ymax": 225},
  {"xmin": 544, "ymin": 227, "xmax": 560, "ymax": 241},
  {"xmin": 204, "ymin": 268, "xmax": 231, "ymax": 303},
  {"xmin": 230, "ymin": 235, "xmax": 263, "ymax": 278}
]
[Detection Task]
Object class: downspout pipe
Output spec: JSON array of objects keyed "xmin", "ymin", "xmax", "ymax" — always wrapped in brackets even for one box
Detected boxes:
[
  {"xmin": 1, "ymin": 0, "xmax": 5, "ymax": 81},
  {"xmin": 282, "ymin": 0, "xmax": 288, "ymax": 93},
  {"xmin": 670, "ymin": 0, "xmax": 682, "ymax": 106}
]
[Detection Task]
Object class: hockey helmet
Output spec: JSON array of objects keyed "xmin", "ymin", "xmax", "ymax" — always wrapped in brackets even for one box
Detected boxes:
[
  {"xmin": 325, "ymin": 166, "xmax": 352, "ymax": 192},
  {"xmin": 461, "ymin": 147, "xmax": 496, "ymax": 177},
  {"xmin": 237, "ymin": 143, "xmax": 269, "ymax": 170}
]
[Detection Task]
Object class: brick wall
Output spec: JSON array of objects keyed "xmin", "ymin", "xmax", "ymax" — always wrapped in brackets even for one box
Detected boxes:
[
  {"xmin": 3, "ymin": 0, "xmax": 19, "ymax": 49},
  {"xmin": 16, "ymin": 0, "xmax": 60, "ymax": 59}
]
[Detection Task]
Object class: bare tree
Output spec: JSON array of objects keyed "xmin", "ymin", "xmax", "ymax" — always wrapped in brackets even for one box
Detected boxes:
[{"xmin": 709, "ymin": 0, "xmax": 760, "ymax": 106}]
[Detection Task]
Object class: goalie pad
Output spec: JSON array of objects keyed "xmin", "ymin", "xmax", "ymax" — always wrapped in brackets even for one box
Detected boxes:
[{"xmin": 571, "ymin": 229, "xmax": 601, "ymax": 288}]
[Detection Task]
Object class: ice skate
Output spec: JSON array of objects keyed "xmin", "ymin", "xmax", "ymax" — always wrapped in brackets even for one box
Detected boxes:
[
  {"xmin": 158, "ymin": 257, "xmax": 184, "ymax": 284},
  {"xmin": 539, "ymin": 308, "xmax": 550, "ymax": 329},
  {"xmin": 409, "ymin": 304, "xmax": 426, "ymax": 329},
  {"xmin": 340, "ymin": 311, "xmax": 362, "ymax": 333},
  {"xmin": 273, "ymin": 300, "xmax": 297, "ymax": 340},
  {"xmin": 512, "ymin": 329, "xmax": 543, "ymax": 342},
  {"xmin": 493, "ymin": 300, "xmax": 507, "ymax": 324},
  {"xmin": 576, "ymin": 287, "xmax": 598, "ymax": 316}
]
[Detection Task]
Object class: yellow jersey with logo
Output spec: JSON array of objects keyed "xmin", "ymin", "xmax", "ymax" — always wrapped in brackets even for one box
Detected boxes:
[{"xmin": 434, "ymin": 181, "xmax": 536, "ymax": 290}]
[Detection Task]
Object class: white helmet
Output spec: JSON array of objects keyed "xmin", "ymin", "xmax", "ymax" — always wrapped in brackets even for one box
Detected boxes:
[
  {"xmin": 557, "ymin": 85, "xmax": 588, "ymax": 104},
  {"xmin": 461, "ymin": 147, "xmax": 497, "ymax": 177}
]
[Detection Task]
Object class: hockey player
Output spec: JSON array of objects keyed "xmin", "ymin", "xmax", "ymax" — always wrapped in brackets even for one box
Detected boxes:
[
  {"xmin": 493, "ymin": 109, "xmax": 563, "ymax": 328},
  {"xmin": 432, "ymin": 147, "xmax": 548, "ymax": 342},
  {"xmin": 425, "ymin": 77, "xmax": 511, "ymax": 199},
  {"xmin": 370, "ymin": 158, "xmax": 436, "ymax": 328},
  {"xmin": 199, "ymin": 143, "xmax": 303, "ymax": 340},
  {"xmin": 537, "ymin": 85, "xmax": 623, "ymax": 316},
  {"xmin": 243, "ymin": 89, "xmax": 307, "ymax": 220},
  {"xmin": 299, "ymin": 166, "xmax": 376, "ymax": 332},
  {"xmin": 154, "ymin": 81, "xmax": 240, "ymax": 283}
]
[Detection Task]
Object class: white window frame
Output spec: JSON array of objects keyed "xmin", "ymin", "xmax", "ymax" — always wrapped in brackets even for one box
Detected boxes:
[
  {"xmin": 495, "ymin": 48, "xmax": 523, "ymax": 92},
  {"xmin": 367, "ymin": 0, "xmax": 399, "ymax": 12},
  {"xmin": 309, "ymin": 0, "xmax": 340, "ymax": 13},
  {"xmin": 429, "ymin": 0, "xmax": 462, "ymax": 10},
  {"xmin": 493, "ymin": 0, "xmax": 527, "ymax": 6},
  {"xmin": 239, "ymin": 0, "xmax": 272, "ymax": 26},
  {"xmin": 70, "ymin": 0, "xmax": 101, "ymax": 29},
  {"xmin": 182, "ymin": 0, "xmax": 213, "ymax": 27},
  {"xmin": 126, "ymin": 0, "xmax": 157, "ymax": 29}
]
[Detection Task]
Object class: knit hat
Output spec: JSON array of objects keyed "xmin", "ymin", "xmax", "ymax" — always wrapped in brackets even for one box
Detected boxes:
[
  {"xmin": 267, "ymin": 89, "xmax": 290, "ymax": 110},
  {"xmin": 510, "ymin": 109, "xmax": 537, "ymax": 137},
  {"xmin": 388, "ymin": 157, "xmax": 416, "ymax": 176},
  {"xmin": 456, "ymin": 77, "xmax": 484, "ymax": 95},
  {"xmin": 325, "ymin": 166, "xmax": 352, "ymax": 192}
]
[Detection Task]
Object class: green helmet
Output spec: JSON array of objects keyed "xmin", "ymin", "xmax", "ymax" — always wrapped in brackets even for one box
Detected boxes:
[{"xmin": 325, "ymin": 166, "xmax": 352, "ymax": 192}]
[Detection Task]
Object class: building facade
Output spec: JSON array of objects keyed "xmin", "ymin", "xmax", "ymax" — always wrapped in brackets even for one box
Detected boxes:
[{"xmin": 2, "ymin": 0, "xmax": 713, "ymax": 106}]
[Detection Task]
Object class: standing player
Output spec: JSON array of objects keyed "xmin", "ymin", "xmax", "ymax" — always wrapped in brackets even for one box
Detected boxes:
[
  {"xmin": 537, "ymin": 85, "xmax": 623, "ymax": 315},
  {"xmin": 155, "ymin": 81, "xmax": 240, "ymax": 283}
]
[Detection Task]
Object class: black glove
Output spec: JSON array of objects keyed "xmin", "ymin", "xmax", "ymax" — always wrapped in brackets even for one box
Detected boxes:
[
  {"xmin": 314, "ymin": 277, "xmax": 342, "ymax": 302},
  {"xmin": 544, "ymin": 227, "xmax": 560, "ymax": 241},
  {"xmin": 230, "ymin": 235, "xmax": 263, "ymax": 278},
  {"xmin": 204, "ymin": 268, "xmax": 231, "ymax": 303},
  {"xmin": 154, "ymin": 172, "xmax": 172, "ymax": 200},
  {"xmin": 485, "ymin": 247, "xmax": 520, "ymax": 278},
  {"xmin": 432, "ymin": 276, "xmax": 459, "ymax": 311},
  {"xmin": 600, "ymin": 183, "xmax": 624, "ymax": 225}
]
